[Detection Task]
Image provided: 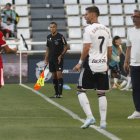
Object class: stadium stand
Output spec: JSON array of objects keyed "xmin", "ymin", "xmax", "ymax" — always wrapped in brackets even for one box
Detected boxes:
[
  {"xmin": 30, "ymin": 0, "xmax": 66, "ymax": 50},
  {"xmin": 1, "ymin": 0, "xmax": 139, "ymax": 51}
]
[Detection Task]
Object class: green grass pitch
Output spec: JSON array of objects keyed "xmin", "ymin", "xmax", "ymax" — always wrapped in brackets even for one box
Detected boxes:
[{"xmin": 0, "ymin": 84, "xmax": 140, "ymax": 140}]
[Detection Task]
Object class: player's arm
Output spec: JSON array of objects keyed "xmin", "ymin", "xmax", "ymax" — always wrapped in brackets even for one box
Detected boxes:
[
  {"xmin": 73, "ymin": 43, "xmax": 90, "ymax": 72},
  {"xmin": 123, "ymin": 46, "xmax": 131, "ymax": 73},
  {"xmin": 45, "ymin": 47, "xmax": 49, "ymax": 65},
  {"xmin": 3, "ymin": 45, "xmax": 17, "ymax": 53},
  {"xmin": 107, "ymin": 46, "xmax": 112, "ymax": 63},
  {"xmin": 58, "ymin": 36, "xmax": 69, "ymax": 63}
]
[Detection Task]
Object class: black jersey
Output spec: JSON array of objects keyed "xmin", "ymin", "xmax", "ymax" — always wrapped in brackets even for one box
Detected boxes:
[{"xmin": 46, "ymin": 33, "xmax": 67, "ymax": 61}]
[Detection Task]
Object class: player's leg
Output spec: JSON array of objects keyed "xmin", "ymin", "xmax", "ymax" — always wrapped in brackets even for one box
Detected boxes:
[
  {"xmin": 49, "ymin": 61, "xmax": 59, "ymax": 98},
  {"xmin": 77, "ymin": 68, "xmax": 96, "ymax": 129},
  {"xmin": 56, "ymin": 71, "xmax": 63, "ymax": 98},
  {"xmin": 56, "ymin": 59, "xmax": 64, "ymax": 98},
  {"xmin": 96, "ymin": 72, "xmax": 109, "ymax": 129},
  {"xmin": 0, "ymin": 62, "xmax": 4, "ymax": 88},
  {"xmin": 128, "ymin": 66, "xmax": 140, "ymax": 119}
]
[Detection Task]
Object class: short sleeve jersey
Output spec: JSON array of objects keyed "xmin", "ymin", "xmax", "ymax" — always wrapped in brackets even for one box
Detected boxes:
[
  {"xmin": 126, "ymin": 27, "xmax": 140, "ymax": 66},
  {"xmin": 46, "ymin": 33, "xmax": 67, "ymax": 61},
  {"xmin": 0, "ymin": 31, "xmax": 7, "ymax": 67},
  {"xmin": 83, "ymin": 23, "xmax": 112, "ymax": 72}
]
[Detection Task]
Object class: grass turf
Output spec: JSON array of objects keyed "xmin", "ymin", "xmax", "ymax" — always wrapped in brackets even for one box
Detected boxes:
[{"xmin": 0, "ymin": 84, "xmax": 139, "ymax": 140}]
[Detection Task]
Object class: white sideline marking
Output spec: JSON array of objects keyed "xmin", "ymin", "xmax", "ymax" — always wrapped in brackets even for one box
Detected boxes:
[{"xmin": 20, "ymin": 84, "xmax": 121, "ymax": 140}]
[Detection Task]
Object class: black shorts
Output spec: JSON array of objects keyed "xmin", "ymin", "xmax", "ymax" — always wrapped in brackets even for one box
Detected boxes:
[
  {"xmin": 49, "ymin": 59, "xmax": 63, "ymax": 72},
  {"xmin": 77, "ymin": 68, "xmax": 109, "ymax": 90}
]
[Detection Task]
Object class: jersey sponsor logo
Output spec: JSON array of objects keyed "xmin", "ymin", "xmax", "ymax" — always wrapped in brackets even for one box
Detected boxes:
[{"xmin": 91, "ymin": 59, "xmax": 106, "ymax": 63}]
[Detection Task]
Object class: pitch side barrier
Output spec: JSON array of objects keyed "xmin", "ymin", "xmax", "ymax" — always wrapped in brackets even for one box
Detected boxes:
[{"xmin": 7, "ymin": 40, "xmax": 82, "ymax": 84}]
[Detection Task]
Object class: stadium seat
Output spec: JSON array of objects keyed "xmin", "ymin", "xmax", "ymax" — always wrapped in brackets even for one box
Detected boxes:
[
  {"xmin": 99, "ymin": 16, "xmax": 109, "ymax": 26},
  {"xmin": 94, "ymin": 0, "xmax": 107, "ymax": 4},
  {"xmin": 70, "ymin": 44, "xmax": 83, "ymax": 51},
  {"xmin": 66, "ymin": 5, "xmax": 79, "ymax": 15},
  {"xmin": 68, "ymin": 28, "xmax": 82, "ymax": 38},
  {"xmin": 32, "ymin": 20, "xmax": 66, "ymax": 30},
  {"xmin": 108, "ymin": 0, "xmax": 121, "ymax": 3},
  {"xmin": 96, "ymin": 5, "xmax": 108, "ymax": 15},
  {"xmin": 15, "ymin": 6, "xmax": 29, "ymax": 16},
  {"xmin": 29, "ymin": 0, "xmax": 49, "ymax": 4},
  {"xmin": 124, "ymin": 4, "xmax": 137, "ymax": 14},
  {"xmin": 112, "ymin": 27, "xmax": 126, "ymax": 38},
  {"xmin": 15, "ymin": 0, "xmax": 28, "ymax": 5},
  {"xmin": 17, "ymin": 17, "xmax": 30, "ymax": 28},
  {"xmin": 111, "ymin": 16, "xmax": 124, "ymax": 26},
  {"xmin": 0, "ymin": 0, "xmax": 12, "ymax": 5},
  {"xmin": 81, "ymin": 5, "xmax": 92, "ymax": 15},
  {"xmin": 82, "ymin": 17, "xmax": 88, "ymax": 26},
  {"xmin": 79, "ymin": 0, "xmax": 93, "ymax": 4},
  {"xmin": 64, "ymin": 0, "xmax": 77, "ymax": 4},
  {"xmin": 67, "ymin": 16, "xmax": 81, "ymax": 27},
  {"xmin": 110, "ymin": 5, "xmax": 123, "ymax": 14},
  {"xmin": 31, "ymin": 8, "xmax": 65, "ymax": 19},
  {"xmin": 126, "ymin": 27, "xmax": 133, "ymax": 34},
  {"xmin": 123, "ymin": 0, "xmax": 135, "ymax": 3},
  {"xmin": 125, "ymin": 16, "xmax": 133, "ymax": 26},
  {"xmin": 17, "ymin": 28, "xmax": 30, "ymax": 39}
]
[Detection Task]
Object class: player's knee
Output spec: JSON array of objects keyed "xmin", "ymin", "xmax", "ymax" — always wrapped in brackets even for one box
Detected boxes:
[
  {"xmin": 97, "ymin": 91, "xmax": 106, "ymax": 97},
  {"xmin": 77, "ymin": 86, "xmax": 86, "ymax": 95}
]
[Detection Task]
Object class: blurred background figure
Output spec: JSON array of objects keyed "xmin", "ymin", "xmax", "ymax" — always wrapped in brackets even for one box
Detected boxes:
[
  {"xmin": 2, "ymin": 17, "xmax": 15, "ymax": 39},
  {"xmin": 1, "ymin": 3, "xmax": 17, "ymax": 38},
  {"xmin": 109, "ymin": 36, "xmax": 127, "ymax": 89},
  {"xmin": 1, "ymin": 3, "xmax": 16, "ymax": 25}
]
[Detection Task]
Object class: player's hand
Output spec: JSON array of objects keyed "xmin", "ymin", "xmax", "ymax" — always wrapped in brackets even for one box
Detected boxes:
[
  {"xmin": 45, "ymin": 60, "xmax": 49, "ymax": 66},
  {"xmin": 123, "ymin": 62, "xmax": 129, "ymax": 73},
  {"xmin": 58, "ymin": 55, "xmax": 63, "ymax": 64},
  {"xmin": 73, "ymin": 63, "xmax": 81, "ymax": 72},
  {"xmin": 12, "ymin": 47, "xmax": 17, "ymax": 53}
]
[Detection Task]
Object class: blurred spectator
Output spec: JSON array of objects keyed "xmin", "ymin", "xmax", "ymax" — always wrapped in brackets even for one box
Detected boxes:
[
  {"xmin": 0, "ymin": 17, "xmax": 5, "ymax": 31},
  {"xmin": 2, "ymin": 17, "xmax": 15, "ymax": 39},
  {"xmin": 1, "ymin": 3, "xmax": 16, "ymax": 25}
]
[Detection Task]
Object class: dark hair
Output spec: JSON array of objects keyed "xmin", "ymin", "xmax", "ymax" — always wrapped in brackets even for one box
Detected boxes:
[
  {"xmin": 6, "ymin": 3, "xmax": 12, "ymax": 7},
  {"xmin": 113, "ymin": 36, "xmax": 121, "ymax": 45},
  {"xmin": 85, "ymin": 6, "xmax": 100, "ymax": 16},
  {"xmin": 7, "ymin": 17, "xmax": 12, "ymax": 22},
  {"xmin": 50, "ymin": 22, "xmax": 57, "ymax": 26}
]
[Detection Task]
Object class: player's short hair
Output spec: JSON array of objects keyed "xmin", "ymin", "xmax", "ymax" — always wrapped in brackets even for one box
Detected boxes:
[
  {"xmin": 6, "ymin": 3, "xmax": 12, "ymax": 7},
  {"xmin": 85, "ymin": 6, "xmax": 100, "ymax": 16},
  {"xmin": 113, "ymin": 36, "xmax": 121, "ymax": 45},
  {"xmin": 50, "ymin": 22, "xmax": 57, "ymax": 26},
  {"xmin": 132, "ymin": 9, "xmax": 140, "ymax": 17}
]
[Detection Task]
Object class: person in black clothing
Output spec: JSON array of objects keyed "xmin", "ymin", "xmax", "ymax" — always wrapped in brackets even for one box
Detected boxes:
[{"xmin": 45, "ymin": 22, "xmax": 68, "ymax": 98}]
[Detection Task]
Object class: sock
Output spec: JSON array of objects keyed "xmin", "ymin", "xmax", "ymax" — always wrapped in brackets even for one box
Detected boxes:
[
  {"xmin": 78, "ymin": 92, "xmax": 93, "ymax": 118},
  {"xmin": 108, "ymin": 70, "xmax": 111, "ymax": 89},
  {"xmin": 53, "ymin": 79, "xmax": 58, "ymax": 95},
  {"xmin": 126, "ymin": 76, "xmax": 131, "ymax": 88},
  {"xmin": 114, "ymin": 78, "xmax": 118, "ymax": 84},
  {"xmin": 58, "ymin": 78, "xmax": 63, "ymax": 95},
  {"xmin": 120, "ymin": 80, "xmax": 127, "ymax": 88},
  {"xmin": 120, "ymin": 75, "xmax": 127, "ymax": 81},
  {"xmin": 98, "ymin": 96, "xmax": 107, "ymax": 122}
]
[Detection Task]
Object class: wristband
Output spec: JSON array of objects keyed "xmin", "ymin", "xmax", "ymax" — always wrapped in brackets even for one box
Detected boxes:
[{"xmin": 78, "ymin": 59, "xmax": 83, "ymax": 65}]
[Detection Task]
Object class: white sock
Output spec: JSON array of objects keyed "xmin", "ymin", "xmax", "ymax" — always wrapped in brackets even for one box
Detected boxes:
[
  {"xmin": 78, "ymin": 92, "xmax": 93, "ymax": 118},
  {"xmin": 108, "ymin": 70, "xmax": 111, "ymax": 89},
  {"xmin": 114, "ymin": 78, "xmax": 118, "ymax": 84},
  {"xmin": 120, "ymin": 75, "xmax": 127, "ymax": 81},
  {"xmin": 98, "ymin": 96, "xmax": 107, "ymax": 122},
  {"xmin": 126, "ymin": 76, "xmax": 131, "ymax": 88},
  {"xmin": 120, "ymin": 80, "xmax": 127, "ymax": 88}
]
